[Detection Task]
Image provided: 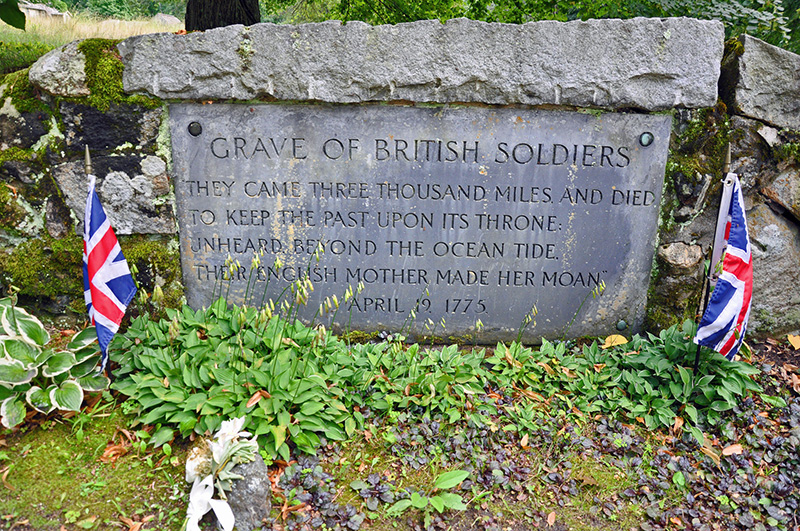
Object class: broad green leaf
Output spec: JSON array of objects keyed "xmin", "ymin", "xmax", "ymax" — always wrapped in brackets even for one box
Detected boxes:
[
  {"xmin": 0, "ymin": 396, "xmax": 26, "ymax": 428},
  {"xmin": 42, "ymin": 351, "xmax": 78, "ymax": 378},
  {"xmin": 410, "ymin": 492, "xmax": 428, "ymax": 509},
  {"xmin": 78, "ymin": 372, "xmax": 111, "ymax": 392},
  {"xmin": 2, "ymin": 305, "xmax": 48, "ymax": 345},
  {"xmin": 150, "ymin": 426, "xmax": 174, "ymax": 447},
  {"xmin": 429, "ymin": 495, "xmax": 445, "ymax": 513},
  {"xmin": 387, "ymin": 499, "xmax": 412, "ymax": 516},
  {"xmin": 0, "ymin": 358, "xmax": 37, "ymax": 384},
  {"xmin": 67, "ymin": 328, "xmax": 98, "ymax": 351},
  {"xmin": 50, "ymin": 380, "xmax": 83, "ymax": 411},
  {"xmin": 70, "ymin": 355, "xmax": 102, "ymax": 379},
  {"xmin": 270, "ymin": 425, "xmax": 287, "ymax": 450},
  {"xmin": 26, "ymin": 385, "xmax": 55, "ymax": 413},
  {"xmin": 437, "ymin": 492, "xmax": 467, "ymax": 510},
  {"xmin": 434, "ymin": 470, "xmax": 469, "ymax": 490},
  {"xmin": 3, "ymin": 338, "xmax": 40, "ymax": 367},
  {"xmin": 0, "ymin": 0, "xmax": 25, "ymax": 30}
]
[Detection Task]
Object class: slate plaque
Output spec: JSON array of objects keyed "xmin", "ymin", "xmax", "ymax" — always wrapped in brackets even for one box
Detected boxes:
[{"xmin": 170, "ymin": 104, "xmax": 671, "ymax": 341}]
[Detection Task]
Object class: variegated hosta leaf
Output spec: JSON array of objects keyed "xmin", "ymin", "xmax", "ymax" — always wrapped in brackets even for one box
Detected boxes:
[
  {"xmin": 0, "ymin": 396, "xmax": 26, "ymax": 428},
  {"xmin": 78, "ymin": 371, "xmax": 110, "ymax": 392},
  {"xmin": 0, "ymin": 303, "xmax": 49, "ymax": 346},
  {"xmin": 41, "ymin": 351, "xmax": 78, "ymax": 378},
  {"xmin": 50, "ymin": 380, "xmax": 83, "ymax": 411},
  {"xmin": 0, "ymin": 358, "xmax": 37, "ymax": 385},
  {"xmin": 3, "ymin": 338, "xmax": 41, "ymax": 368},
  {"xmin": 70, "ymin": 355, "xmax": 102, "ymax": 379},
  {"xmin": 68, "ymin": 327, "xmax": 98, "ymax": 352},
  {"xmin": 26, "ymin": 385, "xmax": 55, "ymax": 414},
  {"xmin": 74, "ymin": 345, "xmax": 101, "ymax": 364}
]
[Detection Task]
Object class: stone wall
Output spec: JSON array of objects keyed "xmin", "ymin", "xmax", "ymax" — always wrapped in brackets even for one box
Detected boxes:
[{"xmin": 0, "ymin": 19, "xmax": 798, "ymax": 337}]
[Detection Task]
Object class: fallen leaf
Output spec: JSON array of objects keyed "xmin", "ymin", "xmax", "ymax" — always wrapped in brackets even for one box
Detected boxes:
[
  {"xmin": 561, "ymin": 367, "xmax": 577, "ymax": 378},
  {"xmin": 700, "ymin": 445, "xmax": 721, "ymax": 467},
  {"xmin": 722, "ymin": 444, "xmax": 743, "ymax": 456},
  {"xmin": 547, "ymin": 511, "xmax": 556, "ymax": 526},
  {"xmin": 537, "ymin": 361, "xmax": 555, "ymax": 375},
  {"xmin": 672, "ymin": 416, "xmax": 684, "ymax": 436},
  {"xmin": 1, "ymin": 466, "xmax": 12, "ymax": 490},
  {"xmin": 601, "ymin": 334, "xmax": 628, "ymax": 349},
  {"xmin": 520, "ymin": 433, "xmax": 529, "ymax": 449},
  {"xmin": 670, "ymin": 516, "xmax": 683, "ymax": 526},
  {"xmin": 593, "ymin": 363, "xmax": 606, "ymax": 372},
  {"xmin": 100, "ymin": 443, "xmax": 129, "ymax": 464},
  {"xmin": 788, "ymin": 334, "xmax": 800, "ymax": 350},
  {"xmin": 246, "ymin": 391, "xmax": 263, "ymax": 408}
]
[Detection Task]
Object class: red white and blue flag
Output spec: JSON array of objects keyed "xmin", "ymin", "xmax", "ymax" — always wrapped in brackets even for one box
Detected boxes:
[
  {"xmin": 694, "ymin": 174, "xmax": 753, "ymax": 360},
  {"xmin": 83, "ymin": 174, "xmax": 137, "ymax": 371}
]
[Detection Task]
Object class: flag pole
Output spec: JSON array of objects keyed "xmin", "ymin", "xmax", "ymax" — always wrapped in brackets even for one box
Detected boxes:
[{"xmin": 693, "ymin": 144, "xmax": 732, "ymax": 374}]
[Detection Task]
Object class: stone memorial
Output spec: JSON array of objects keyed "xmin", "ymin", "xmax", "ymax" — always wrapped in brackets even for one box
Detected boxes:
[{"xmin": 171, "ymin": 104, "xmax": 671, "ymax": 341}]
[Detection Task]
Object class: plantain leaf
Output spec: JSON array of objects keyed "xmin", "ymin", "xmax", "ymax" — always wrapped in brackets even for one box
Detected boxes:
[{"xmin": 434, "ymin": 470, "xmax": 469, "ymax": 490}]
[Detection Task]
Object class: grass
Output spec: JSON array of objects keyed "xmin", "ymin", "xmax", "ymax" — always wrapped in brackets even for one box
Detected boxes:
[
  {"xmin": 0, "ymin": 14, "xmax": 183, "ymax": 48},
  {"xmin": 0, "ymin": 394, "xmax": 189, "ymax": 531}
]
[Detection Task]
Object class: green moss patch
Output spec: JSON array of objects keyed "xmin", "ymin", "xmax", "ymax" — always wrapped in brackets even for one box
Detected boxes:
[
  {"xmin": 0, "ymin": 232, "xmax": 83, "ymax": 301},
  {"xmin": 1, "ymin": 67, "xmax": 51, "ymax": 115},
  {"xmin": 77, "ymin": 39, "xmax": 160, "ymax": 112}
]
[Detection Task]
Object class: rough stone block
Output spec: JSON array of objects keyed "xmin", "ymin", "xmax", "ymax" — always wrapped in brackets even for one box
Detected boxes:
[
  {"xmin": 119, "ymin": 17, "xmax": 723, "ymax": 110},
  {"xmin": 28, "ymin": 41, "xmax": 90, "ymax": 97},
  {"xmin": 721, "ymin": 34, "xmax": 800, "ymax": 131},
  {"xmin": 60, "ymin": 102, "xmax": 161, "ymax": 152},
  {"xmin": 52, "ymin": 155, "xmax": 175, "ymax": 235},
  {"xmin": 763, "ymin": 167, "xmax": 800, "ymax": 223},
  {"xmin": 749, "ymin": 202, "xmax": 800, "ymax": 335}
]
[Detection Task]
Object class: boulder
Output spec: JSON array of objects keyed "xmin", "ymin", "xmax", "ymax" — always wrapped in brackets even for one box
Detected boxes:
[
  {"xmin": 748, "ymin": 202, "xmax": 800, "ymax": 335},
  {"xmin": 721, "ymin": 34, "xmax": 800, "ymax": 131},
  {"xmin": 226, "ymin": 452, "xmax": 272, "ymax": 531},
  {"xmin": 51, "ymin": 155, "xmax": 176, "ymax": 235},
  {"xmin": 152, "ymin": 13, "xmax": 181, "ymax": 25},
  {"xmin": 28, "ymin": 41, "xmax": 90, "ymax": 97},
  {"xmin": 59, "ymin": 101, "xmax": 161, "ymax": 152},
  {"xmin": 119, "ymin": 17, "xmax": 723, "ymax": 110}
]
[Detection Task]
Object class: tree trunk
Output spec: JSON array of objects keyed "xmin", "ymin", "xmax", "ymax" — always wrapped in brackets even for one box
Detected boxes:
[{"xmin": 185, "ymin": 0, "xmax": 260, "ymax": 31}]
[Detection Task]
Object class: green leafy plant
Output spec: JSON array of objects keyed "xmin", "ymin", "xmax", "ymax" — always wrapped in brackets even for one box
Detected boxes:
[
  {"xmin": 387, "ymin": 469, "xmax": 469, "ymax": 528},
  {"xmin": 0, "ymin": 296, "xmax": 106, "ymax": 428}
]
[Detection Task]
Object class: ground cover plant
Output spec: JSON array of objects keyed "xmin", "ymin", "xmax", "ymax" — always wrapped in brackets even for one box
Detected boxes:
[{"xmin": 1, "ymin": 291, "xmax": 798, "ymax": 531}]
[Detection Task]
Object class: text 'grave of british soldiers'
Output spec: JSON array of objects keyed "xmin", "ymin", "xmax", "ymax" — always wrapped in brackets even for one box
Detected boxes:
[{"xmin": 170, "ymin": 104, "xmax": 672, "ymax": 342}]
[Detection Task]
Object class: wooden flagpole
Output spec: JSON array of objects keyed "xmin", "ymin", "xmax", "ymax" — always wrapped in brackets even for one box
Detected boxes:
[{"xmin": 693, "ymin": 144, "xmax": 732, "ymax": 374}]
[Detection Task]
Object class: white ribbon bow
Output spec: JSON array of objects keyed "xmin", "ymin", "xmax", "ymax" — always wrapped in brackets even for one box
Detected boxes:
[{"xmin": 184, "ymin": 475, "xmax": 235, "ymax": 531}]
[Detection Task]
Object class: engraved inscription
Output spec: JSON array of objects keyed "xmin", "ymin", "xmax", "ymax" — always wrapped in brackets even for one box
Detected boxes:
[{"xmin": 170, "ymin": 105, "xmax": 672, "ymax": 341}]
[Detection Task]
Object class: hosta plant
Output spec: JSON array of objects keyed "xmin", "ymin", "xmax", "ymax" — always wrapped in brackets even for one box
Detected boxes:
[{"xmin": 0, "ymin": 297, "xmax": 105, "ymax": 428}]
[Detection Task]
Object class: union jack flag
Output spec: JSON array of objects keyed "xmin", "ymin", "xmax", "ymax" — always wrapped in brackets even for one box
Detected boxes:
[
  {"xmin": 694, "ymin": 174, "xmax": 753, "ymax": 360},
  {"xmin": 83, "ymin": 174, "xmax": 137, "ymax": 372}
]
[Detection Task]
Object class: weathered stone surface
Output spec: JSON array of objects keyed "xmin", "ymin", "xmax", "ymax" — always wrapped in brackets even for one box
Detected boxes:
[
  {"xmin": 721, "ymin": 34, "xmax": 800, "ymax": 131},
  {"xmin": 171, "ymin": 103, "xmax": 671, "ymax": 341},
  {"xmin": 730, "ymin": 116, "xmax": 774, "ymax": 192},
  {"xmin": 748, "ymin": 202, "xmax": 800, "ymax": 335},
  {"xmin": 0, "ymin": 105, "xmax": 49, "ymax": 150},
  {"xmin": 45, "ymin": 196, "xmax": 71, "ymax": 239},
  {"xmin": 227, "ymin": 453, "xmax": 271, "ymax": 531},
  {"xmin": 52, "ymin": 155, "xmax": 175, "ymax": 234},
  {"xmin": 60, "ymin": 102, "xmax": 161, "ymax": 152},
  {"xmin": 763, "ymin": 168, "xmax": 800, "ymax": 223},
  {"xmin": 649, "ymin": 242, "xmax": 704, "ymax": 323},
  {"xmin": 28, "ymin": 41, "xmax": 90, "ymax": 97},
  {"xmin": 120, "ymin": 17, "xmax": 723, "ymax": 110}
]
